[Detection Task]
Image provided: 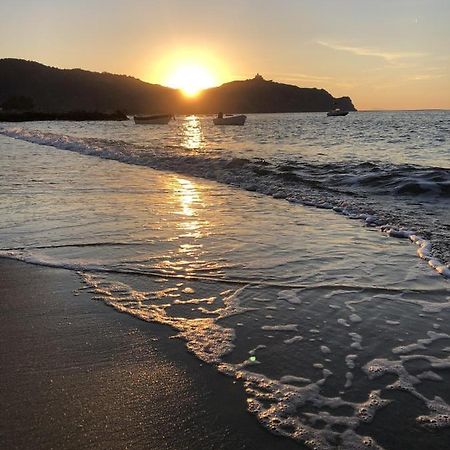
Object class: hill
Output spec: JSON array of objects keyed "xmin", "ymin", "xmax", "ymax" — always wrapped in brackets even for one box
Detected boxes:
[
  {"xmin": 185, "ymin": 74, "xmax": 355, "ymax": 113},
  {"xmin": 0, "ymin": 59, "xmax": 179, "ymax": 114},
  {"xmin": 0, "ymin": 59, "xmax": 356, "ymax": 114}
]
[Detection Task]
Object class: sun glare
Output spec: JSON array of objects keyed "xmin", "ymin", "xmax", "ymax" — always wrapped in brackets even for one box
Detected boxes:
[
  {"xmin": 147, "ymin": 47, "xmax": 230, "ymax": 97},
  {"xmin": 166, "ymin": 64, "xmax": 217, "ymax": 97}
]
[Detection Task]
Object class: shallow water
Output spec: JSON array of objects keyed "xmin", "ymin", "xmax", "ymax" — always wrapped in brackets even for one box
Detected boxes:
[
  {"xmin": 4, "ymin": 111, "xmax": 449, "ymax": 167},
  {"xmin": 1, "ymin": 132, "xmax": 450, "ymax": 449},
  {"xmin": 1, "ymin": 111, "xmax": 449, "ymax": 268}
]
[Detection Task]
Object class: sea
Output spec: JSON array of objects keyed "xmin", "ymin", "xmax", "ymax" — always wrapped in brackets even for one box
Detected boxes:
[{"xmin": 1, "ymin": 111, "xmax": 449, "ymax": 449}]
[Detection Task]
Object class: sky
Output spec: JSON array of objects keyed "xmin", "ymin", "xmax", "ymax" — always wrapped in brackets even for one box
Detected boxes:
[{"xmin": 1, "ymin": 0, "xmax": 449, "ymax": 110}]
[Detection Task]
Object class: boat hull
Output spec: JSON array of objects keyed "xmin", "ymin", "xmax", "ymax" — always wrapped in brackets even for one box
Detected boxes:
[
  {"xmin": 134, "ymin": 115, "xmax": 172, "ymax": 124},
  {"xmin": 213, "ymin": 115, "xmax": 247, "ymax": 125},
  {"xmin": 327, "ymin": 111, "xmax": 349, "ymax": 117}
]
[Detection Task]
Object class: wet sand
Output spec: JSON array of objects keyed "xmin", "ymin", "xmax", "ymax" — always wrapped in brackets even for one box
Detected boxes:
[{"xmin": 0, "ymin": 259, "xmax": 300, "ymax": 450}]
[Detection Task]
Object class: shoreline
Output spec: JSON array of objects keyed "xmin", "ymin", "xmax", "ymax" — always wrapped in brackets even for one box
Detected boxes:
[
  {"xmin": 0, "ymin": 111, "xmax": 128, "ymax": 122},
  {"xmin": 0, "ymin": 258, "xmax": 300, "ymax": 450}
]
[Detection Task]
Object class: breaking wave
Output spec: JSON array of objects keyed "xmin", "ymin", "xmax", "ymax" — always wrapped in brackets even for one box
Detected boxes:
[{"xmin": 1, "ymin": 126, "xmax": 449, "ymax": 274}]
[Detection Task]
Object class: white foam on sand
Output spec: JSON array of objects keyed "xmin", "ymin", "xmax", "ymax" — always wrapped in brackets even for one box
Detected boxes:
[
  {"xmin": 349, "ymin": 332, "xmax": 363, "ymax": 351},
  {"xmin": 392, "ymin": 331, "xmax": 450, "ymax": 355},
  {"xmin": 338, "ymin": 318, "xmax": 351, "ymax": 327},
  {"xmin": 249, "ymin": 344, "xmax": 267, "ymax": 355},
  {"xmin": 173, "ymin": 296, "xmax": 216, "ymax": 305},
  {"xmin": 277, "ymin": 290, "xmax": 303, "ymax": 304},
  {"xmin": 349, "ymin": 314, "xmax": 362, "ymax": 323},
  {"xmin": 329, "ymin": 304, "xmax": 341, "ymax": 310},
  {"xmin": 401, "ymin": 295, "xmax": 450, "ymax": 314},
  {"xmin": 345, "ymin": 354, "xmax": 358, "ymax": 369},
  {"xmin": 364, "ymin": 329, "xmax": 450, "ymax": 430},
  {"xmin": 280, "ymin": 375, "xmax": 312, "ymax": 384},
  {"xmin": 382, "ymin": 227, "xmax": 450, "ymax": 278},
  {"xmin": 261, "ymin": 324, "xmax": 299, "ymax": 332},
  {"xmin": 344, "ymin": 372, "xmax": 354, "ymax": 389},
  {"xmin": 218, "ymin": 363, "xmax": 389, "ymax": 449},
  {"xmin": 79, "ymin": 273, "xmax": 253, "ymax": 364},
  {"xmin": 284, "ymin": 335, "xmax": 304, "ymax": 344}
]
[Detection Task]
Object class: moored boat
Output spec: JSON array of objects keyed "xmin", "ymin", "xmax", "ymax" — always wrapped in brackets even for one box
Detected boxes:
[
  {"xmin": 327, "ymin": 109, "xmax": 348, "ymax": 117},
  {"xmin": 134, "ymin": 114, "xmax": 173, "ymax": 124},
  {"xmin": 213, "ymin": 114, "xmax": 247, "ymax": 126}
]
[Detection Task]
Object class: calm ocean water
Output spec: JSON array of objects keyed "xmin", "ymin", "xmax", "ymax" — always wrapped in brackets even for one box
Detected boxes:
[{"xmin": 1, "ymin": 111, "xmax": 450, "ymax": 449}]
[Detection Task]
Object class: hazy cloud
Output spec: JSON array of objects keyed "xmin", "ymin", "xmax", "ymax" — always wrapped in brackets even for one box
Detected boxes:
[
  {"xmin": 317, "ymin": 41, "xmax": 426, "ymax": 62},
  {"xmin": 274, "ymin": 72, "xmax": 333, "ymax": 82},
  {"xmin": 408, "ymin": 73, "xmax": 445, "ymax": 81}
]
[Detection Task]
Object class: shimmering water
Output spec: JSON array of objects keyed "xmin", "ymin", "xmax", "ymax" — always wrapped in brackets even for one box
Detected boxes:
[
  {"xmin": 1, "ymin": 111, "xmax": 449, "ymax": 264},
  {"xmin": 1, "ymin": 112, "xmax": 450, "ymax": 449},
  {"xmin": 6, "ymin": 111, "xmax": 449, "ymax": 167}
]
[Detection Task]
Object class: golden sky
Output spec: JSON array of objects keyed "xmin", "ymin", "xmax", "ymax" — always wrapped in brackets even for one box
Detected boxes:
[{"xmin": 1, "ymin": 0, "xmax": 449, "ymax": 110}]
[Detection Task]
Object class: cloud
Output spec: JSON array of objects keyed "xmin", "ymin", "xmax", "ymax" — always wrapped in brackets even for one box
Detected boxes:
[
  {"xmin": 275, "ymin": 72, "xmax": 333, "ymax": 82},
  {"xmin": 317, "ymin": 40, "xmax": 426, "ymax": 62},
  {"xmin": 273, "ymin": 72, "xmax": 355, "ymax": 90},
  {"xmin": 408, "ymin": 73, "xmax": 445, "ymax": 81}
]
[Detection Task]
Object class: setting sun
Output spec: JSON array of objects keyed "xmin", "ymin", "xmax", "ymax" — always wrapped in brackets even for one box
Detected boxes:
[
  {"xmin": 165, "ymin": 64, "xmax": 217, "ymax": 97},
  {"xmin": 147, "ymin": 47, "xmax": 229, "ymax": 98}
]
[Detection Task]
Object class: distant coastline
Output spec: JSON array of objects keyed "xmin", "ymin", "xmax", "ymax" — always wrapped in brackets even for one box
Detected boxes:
[
  {"xmin": 0, "ymin": 110, "xmax": 128, "ymax": 122},
  {"xmin": 0, "ymin": 59, "xmax": 356, "ymax": 115}
]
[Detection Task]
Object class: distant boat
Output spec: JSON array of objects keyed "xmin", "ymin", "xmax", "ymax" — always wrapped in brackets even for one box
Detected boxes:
[
  {"xmin": 213, "ymin": 114, "xmax": 247, "ymax": 126},
  {"xmin": 327, "ymin": 109, "xmax": 348, "ymax": 117},
  {"xmin": 134, "ymin": 114, "xmax": 173, "ymax": 124}
]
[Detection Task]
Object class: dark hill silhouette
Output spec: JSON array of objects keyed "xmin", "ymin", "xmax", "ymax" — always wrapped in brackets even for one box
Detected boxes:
[
  {"xmin": 184, "ymin": 74, "xmax": 355, "ymax": 113},
  {"xmin": 0, "ymin": 59, "xmax": 179, "ymax": 114},
  {"xmin": 0, "ymin": 59, "xmax": 356, "ymax": 114}
]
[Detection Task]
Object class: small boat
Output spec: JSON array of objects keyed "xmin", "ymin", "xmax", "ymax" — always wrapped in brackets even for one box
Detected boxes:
[
  {"xmin": 134, "ymin": 114, "xmax": 173, "ymax": 124},
  {"xmin": 327, "ymin": 109, "xmax": 348, "ymax": 117},
  {"xmin": 213, "ymin": 114, "xmax": 247, "ymax": 126}
]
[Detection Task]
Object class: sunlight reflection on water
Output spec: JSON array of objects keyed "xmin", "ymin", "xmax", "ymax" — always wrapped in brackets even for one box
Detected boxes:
[{"xmin": 181, "ymin": 115, "xmax": 204, "ymax": 151}]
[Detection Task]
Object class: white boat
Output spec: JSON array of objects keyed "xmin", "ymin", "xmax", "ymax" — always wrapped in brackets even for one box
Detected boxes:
[
  {"xmin": 327, "ymin": 109, "xmax": 348, "ymax": 117},
  {"xmin": 134, "ymin": 114, "xmax": 173, "ymax": 124},
  {"xmin": 213, "ymin": 114, "xmax": 247, "ymax": 126}
]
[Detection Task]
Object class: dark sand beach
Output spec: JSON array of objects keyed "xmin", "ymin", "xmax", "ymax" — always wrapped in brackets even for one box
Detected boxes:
[{"xmin": 0, "ymin": 259, "xmax": 300, "ymax": 450}]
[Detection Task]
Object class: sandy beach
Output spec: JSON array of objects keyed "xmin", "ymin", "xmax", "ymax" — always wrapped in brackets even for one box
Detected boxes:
[{"xmin": 0, "ymin": 259, "xmax": 299, "ymax": 450}]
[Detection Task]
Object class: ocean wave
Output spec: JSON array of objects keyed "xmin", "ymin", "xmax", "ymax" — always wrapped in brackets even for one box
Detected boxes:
[
  {"xmin": 276, "ymin": 160, "xmax": 450, "ymax": 198},
  {"xmin": 2, "ymin": 127, "xmax": 448, "ymax": 199},
  {"xmin": 1, "ymin": 126, "xmax": 449, "ymax": 273}
]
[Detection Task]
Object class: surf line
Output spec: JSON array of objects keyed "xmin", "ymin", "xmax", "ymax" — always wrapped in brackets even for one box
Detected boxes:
[
  {"xmin": 1, "ymin": 127, "xmax": 449, "ymax": 279},
  {"xmin": 0, "ymin": 251, "xmax": 444, "ymax": 295}
]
